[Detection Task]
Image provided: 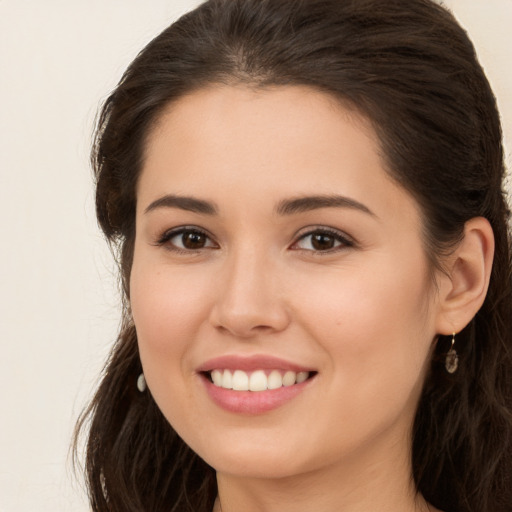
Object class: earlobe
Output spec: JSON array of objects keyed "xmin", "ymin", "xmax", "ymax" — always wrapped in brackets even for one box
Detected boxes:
[{"xmin": 435, "ymin": 217, "xmax": 495, "ymax": 335}]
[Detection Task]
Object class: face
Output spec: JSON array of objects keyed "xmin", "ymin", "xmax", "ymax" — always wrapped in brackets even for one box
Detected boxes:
[{"xmin": 130, "ymin": 85, "xmax": 442, "ymax": 480}]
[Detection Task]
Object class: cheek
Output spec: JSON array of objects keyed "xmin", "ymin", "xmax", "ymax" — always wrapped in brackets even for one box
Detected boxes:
[
  {"xmin": 130, "ymin": 257, "xmax": 212, "ymax": 380},
  {"xmin": 297, "ymin": 255, "xmax": 435, "ymax": 392},
  {"xmin": 130, "ymin": 260, "xmax": 214, "ymax": 431},
  {"xmin": 294, "ymin": 268, "xmax": 434, "ymax": 460}
]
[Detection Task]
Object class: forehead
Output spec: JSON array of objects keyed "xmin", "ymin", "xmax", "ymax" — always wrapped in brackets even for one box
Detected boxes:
[
  {"xmin": 139, "ymin": 84, "xmax": 420, "ymax": 224},
  {"xmin": 147, "ymin": 85, "xmax": 375, "ymax": 157}
]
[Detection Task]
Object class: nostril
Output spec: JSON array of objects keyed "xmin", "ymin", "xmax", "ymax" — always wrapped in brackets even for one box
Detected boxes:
[
  {"xmin": 213, "ymin": 322, "xmax": 277, "ymax": 339},
  {"xmin": 208, "ymin": 288, "xmax": 291, "ymax": 337}
]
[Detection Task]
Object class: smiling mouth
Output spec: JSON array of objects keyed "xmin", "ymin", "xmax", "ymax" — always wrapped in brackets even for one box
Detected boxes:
[{"xmin": 204, "ymin": 369, "xmax": 316, "ymax": 392}]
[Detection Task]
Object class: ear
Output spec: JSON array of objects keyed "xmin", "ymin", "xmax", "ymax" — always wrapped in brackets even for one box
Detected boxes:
[{"xmin": 435, "ymin": 217, "xmax": 495, "ymax": 335}]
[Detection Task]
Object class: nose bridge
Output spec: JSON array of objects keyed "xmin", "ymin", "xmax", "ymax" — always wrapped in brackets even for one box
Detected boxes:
[{"xmin": 210, "ymin": 241, "xmax": 288, "ymax": 336}]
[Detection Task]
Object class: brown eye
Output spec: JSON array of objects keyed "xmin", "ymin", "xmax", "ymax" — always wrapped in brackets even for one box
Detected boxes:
[
  {"xmin": 311, "ymin": 233, "xmax": 337, "ymax": 251},
  {"xmin": 181, "ymin": 231, "xmax": 207, "ymax": 249},
  {"xmin": 158, "ymin": 228, "xmax": 217, "ymax": 251},
  {"xmin": 293, "ymin": 228, "xmax": 353, "ymax": 252}
]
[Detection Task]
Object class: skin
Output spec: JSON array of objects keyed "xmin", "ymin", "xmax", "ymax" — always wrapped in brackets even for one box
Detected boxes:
[{"xmin": 129, "ymin": 85, "xmax": 492, "ymax": 512}]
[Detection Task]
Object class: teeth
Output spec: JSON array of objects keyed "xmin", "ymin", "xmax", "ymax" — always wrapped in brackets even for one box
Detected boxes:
[
  {"xmin": 282, "ymin": 371, "xmax": 296, "ymax": 387},
  {"xmin": 221, "ymin": 369, "xmax": 233, "ymax": 389},
  {"xmin": 249, "ymin": 370, "xmax": 267, "ymax": 391},
  {"xmin": 296, "ymin": 371, "xmax": 309, "ymax": 383},
  {"xmin": 267, "ymin": 370, "xmax": 283, "ymax": 390},
  {"xmin": 210, "ymin": 369, "xmax": 311, "ymax": 392},
  {"xmin": 232, "ymin": 370, "xmax": 249, "ymax": 391},
  {"xmin": 211, "ymin": 369, "xmax": 223, "ymax": 386}
]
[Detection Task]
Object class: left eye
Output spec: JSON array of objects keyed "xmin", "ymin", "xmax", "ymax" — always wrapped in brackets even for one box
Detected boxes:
[
  {"xmin": 174, "ymin": 231, "xmax": 211, "ymax": 249},
  {"xmin": 292, "ymin": 230, "xmax": 352, "ymax": 252},
  {"xmin": 158, "ymin": 228, "xmax": 217, "ymax": 251}
]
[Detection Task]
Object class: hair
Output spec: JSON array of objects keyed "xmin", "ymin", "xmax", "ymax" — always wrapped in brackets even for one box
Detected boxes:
[{"xmin": 74, "ymin": 1, "xmax": 512, "ymax": 511}]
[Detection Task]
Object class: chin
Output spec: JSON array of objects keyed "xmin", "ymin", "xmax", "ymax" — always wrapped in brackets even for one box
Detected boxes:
[
  {"xmin": 189, "ymin": 436, "xmax": 310, "ymax": 479},
  {"xmin": 211, "ymin": 454, "xmax": 306, "ymax": 480}
]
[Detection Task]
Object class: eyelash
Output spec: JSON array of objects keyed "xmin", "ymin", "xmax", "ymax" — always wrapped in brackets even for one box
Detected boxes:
[
  {"xmin": 155, "ymin": 226, "xmax": 218, "ymax": 254},
  {"xmin": 291, "ymin": 227, "xmax": 355, "ymax": 254},
  {"xmin": 155, "ymin": 226, "xmax": 354, "ymax": 254}
]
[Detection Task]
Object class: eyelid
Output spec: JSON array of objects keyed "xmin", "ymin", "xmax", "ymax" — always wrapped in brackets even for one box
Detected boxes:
[
  {"xmin": 154, "ymin": 225, "xmax": 218, "ymax": 251},
  {"xmin": 153, "ymin": 224, "xmax": 354, "ymax": 253},
  {"xmin": 290, "ymin": 226, "xmax": 355, "ymax": 252}
]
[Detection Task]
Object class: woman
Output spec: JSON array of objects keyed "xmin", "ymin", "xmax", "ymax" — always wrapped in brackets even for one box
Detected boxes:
[{"xmin": 75, "ymin": 0, "xmax": 512, "ymax": 511}]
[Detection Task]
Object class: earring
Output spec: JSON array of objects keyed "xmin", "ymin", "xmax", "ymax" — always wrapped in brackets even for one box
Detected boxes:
[
  {"xmin": 137, "ymin": 373, "xmax": 147, "ymax": 392},
  {"xmin": 445, "ymin": 333, "xmax": 459, "ymax": 374}
]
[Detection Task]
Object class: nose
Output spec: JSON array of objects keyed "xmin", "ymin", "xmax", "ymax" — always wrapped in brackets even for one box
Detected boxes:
[{"xmin": 209, "ymin": 248, "xmax": 290, "ymax": 338}]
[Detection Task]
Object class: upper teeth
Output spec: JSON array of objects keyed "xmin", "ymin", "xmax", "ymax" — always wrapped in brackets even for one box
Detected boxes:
[{"xmin": 210, "ymin": 369, "xmax": 309, "ymax": 391}]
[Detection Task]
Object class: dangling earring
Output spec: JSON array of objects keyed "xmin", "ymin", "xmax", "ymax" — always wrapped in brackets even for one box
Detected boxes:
[
  {"xmin": 137, "ymin": 373, "xmax": 147, "ymax": 392},
  {"xmin": 445, "ymin": 333, "xmax": 459, "ymax": 374}
]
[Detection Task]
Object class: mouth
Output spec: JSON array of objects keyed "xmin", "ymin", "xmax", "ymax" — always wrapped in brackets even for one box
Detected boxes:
[
  {"xmin": 197, "ymin": 355, "xmax": 317, "ymax": 413},
  {"xmin": 203, "ymin": 369, "xmax": 316, "ymax": 392}
]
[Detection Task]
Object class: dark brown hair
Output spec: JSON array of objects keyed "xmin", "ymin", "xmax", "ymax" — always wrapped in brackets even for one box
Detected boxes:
[{"xmin": 75, "ymin": 1, "xmax": 512, "ymax": 511}]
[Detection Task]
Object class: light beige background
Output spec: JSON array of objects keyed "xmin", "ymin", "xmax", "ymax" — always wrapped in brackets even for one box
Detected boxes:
[{"xmin": 0, "ymin": 1, "xmax": 510, "ymax": 511}]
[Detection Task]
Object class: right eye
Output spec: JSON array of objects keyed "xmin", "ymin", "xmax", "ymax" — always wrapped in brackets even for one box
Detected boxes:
[{"xmin": 157, "ymin": 227, "xmax": 218, "ymax": 252}]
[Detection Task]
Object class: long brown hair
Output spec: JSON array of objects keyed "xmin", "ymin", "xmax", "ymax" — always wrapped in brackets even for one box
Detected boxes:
[{"xmin": 75, "ymin": 1, "xmax": 512, "ymax": 511}]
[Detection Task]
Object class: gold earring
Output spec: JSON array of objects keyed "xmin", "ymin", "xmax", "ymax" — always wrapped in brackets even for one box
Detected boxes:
[{"xmin": 445, "ymin": 333, "xmax": 459, "ymax": 374}]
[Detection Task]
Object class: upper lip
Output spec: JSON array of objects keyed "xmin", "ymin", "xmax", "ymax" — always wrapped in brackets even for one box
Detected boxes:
[{"xmin": 196, "ymin": 354, "xmax": 314, "ymax": 373}]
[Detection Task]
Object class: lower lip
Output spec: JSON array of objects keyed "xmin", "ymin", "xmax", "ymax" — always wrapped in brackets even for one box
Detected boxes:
[{"xmin": 200, "ymin": 374, "xmax": 314, "ymax": 414}]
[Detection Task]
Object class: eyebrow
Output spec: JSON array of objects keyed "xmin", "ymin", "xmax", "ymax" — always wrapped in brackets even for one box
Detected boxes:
[
  {"xmin": 143, "ymin": 193, "xmax": 375, "ymax": 218},
  {"xmin": 144, "ymin": 194, "xmax": 218, "ymax": 215},
  {"xmin": 275, "ymin": 195, "xmax": 376, "ymax": 217}
]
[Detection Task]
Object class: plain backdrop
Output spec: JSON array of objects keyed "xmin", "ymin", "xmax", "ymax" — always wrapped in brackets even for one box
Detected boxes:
[{"xmin": 0, "ymin": 1, "xmax": 510, "ymax": 511}]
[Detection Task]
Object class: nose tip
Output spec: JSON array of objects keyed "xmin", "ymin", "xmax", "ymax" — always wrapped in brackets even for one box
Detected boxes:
[
  {"xmin": 208, "ymin": 259, "xmax": 290, "ymax": 338},
  {"xmin": 210, "ymin": 292, "xmax": 290, "ymax": 338}
]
